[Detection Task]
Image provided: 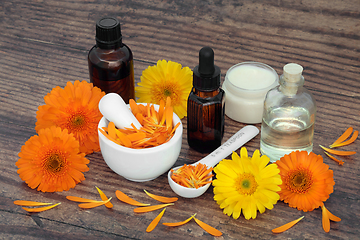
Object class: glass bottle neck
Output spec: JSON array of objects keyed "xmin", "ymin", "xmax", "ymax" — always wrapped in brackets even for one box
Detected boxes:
[
  {"xmin": 193, "ymin": 87, "xmax": 220, "ymax": 98},
  {"xmin": 279, "ymin": 74, "xmax": 305, "ymax": 96}
]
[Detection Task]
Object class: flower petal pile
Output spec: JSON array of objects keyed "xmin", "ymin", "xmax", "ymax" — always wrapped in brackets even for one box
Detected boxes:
[
  {"xmin": 16, "ymin": 126, "xmax": 89, "ymax": 192},
  {"xmin": 212, "ymin": 147, "xmax": 282, "ymax": 220},
  {"xmin": 275, "ymin": 151, "xmax": 335, "ymax": 212},
  {"xmin": 135, "ymin": 60, "xmax": 193, "ymax": 119},
  {"xmin": 99, "ymin": 98, "xmax": 180, "ymax": 149},
  {"xmin": 36, "ymin": 80, "xmax": 105, "ymax": 154}
]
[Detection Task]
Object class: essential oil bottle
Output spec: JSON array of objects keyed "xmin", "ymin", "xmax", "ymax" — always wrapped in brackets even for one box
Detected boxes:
[
  {"xmin": 187, "ymin": 47, "xmax": 225, "ymax": 153},
  {"xmin": 88, "ymin": 17, "xmax": 135, "ymax": 104},
  {"xmin": 260, "ymin": 63, "xmax": 316, "ymax": 162}
]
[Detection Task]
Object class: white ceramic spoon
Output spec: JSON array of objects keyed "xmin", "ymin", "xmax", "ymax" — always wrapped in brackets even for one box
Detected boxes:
[
  {"xmin": 98, "ymin": 93, "xmax": 142, "ymax": 129},
  {"xmin": 168, "ymin": 125, "xmax": 259, "ymax": 198}
]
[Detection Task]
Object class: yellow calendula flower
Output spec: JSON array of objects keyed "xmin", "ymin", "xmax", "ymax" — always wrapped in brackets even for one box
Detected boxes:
[
  {"xmin": 135, "ymin": 60, "xmax": 193, "ymax": 119},
  {"xmin": 213, "ymin": 147, "xmax": 282, "ymax": 220}
]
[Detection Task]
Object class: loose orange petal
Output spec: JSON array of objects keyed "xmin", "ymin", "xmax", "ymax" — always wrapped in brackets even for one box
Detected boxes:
[
  {"xmin": 272, "ymin": 216, "xmax": 304, "ymax": 233},
  {"xmin": 14, "ymin": 200, "xmax": 53, "ymax": 206},
  {"xmin": 66, "ymin": 196, "xmax": 100, "ymax": 203},
  {"xmin": 323, "ymin": 205, "xmax": 341, "ymax": 222},
  {"xmin": 330, "ymin": 127, "xmax": 353, "ymax": 147},
  {"xmin": 163, "ymin": 214, "xmax": 196, "ymax": 227},
  {"xmin": 127, "ymin": 132, "xmax": 147, "ymax": 142},
  {"xmin": 78, "ymin": 198, "xmax": 112, "ymax": 209},
  {"xmin": 134, "ymin": 203, "xmax": 173, "ymax": 213},
  {"xmin": 22, "ymin": 203, "xmax": 61, "ymax": 213},
  {"xmin": 96, "ymin": 186, "xmax": 113, "ymax": 208},
  {"xmin": 193, "ymin": 217, "xmax": 222, "ymax": 237},
  {"xmin": 324, "ymin": 152, "xmax": 344, "ymax": 165},
  {"xmin": 330, "ymin": 130, "xmax": 358, "ymax": 148},
  {"xmin": 108, "ymin": 122, "xmax": 117, "ymax": 139},
  {"xmin": 146, "ymin": 208, "xmax": 166, "ymax": 232},
  {"xmin": 322, "ymin": 205, "xmax": 330, "ymax": 232},
  {"xmin": 115, "ymin": 190, "xmax": 150, "ymax": 206},
  {"xmin": 320, "ymin": 145, "xmax": 356, "ymax": 156},
  {"xmin": 144, "ymin": 190, "xmax": 178, "ymax": 203}
]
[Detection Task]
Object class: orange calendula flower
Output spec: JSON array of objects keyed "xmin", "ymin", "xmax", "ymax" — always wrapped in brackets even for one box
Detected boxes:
[
  {"xmin": 275, "ymin": 151, "xmax": 335, "ymax": 212},
  {"xmin": 16, "ymin": 126, "xmax": 90, "ymax": 192},
  {"xmin": 35, "ymin": 80, "xmax": 105, "ymax": 154},
  {"xmin": 135, "ymin": 60, "xmax": 193, "ymax": 119}
]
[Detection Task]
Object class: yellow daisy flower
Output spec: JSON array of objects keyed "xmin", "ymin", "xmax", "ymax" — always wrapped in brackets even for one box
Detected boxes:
[
  {"xmin": 212, "ymin": 147, "xmax": 282, "ymax": 220},
  {"xmin": 135, "ymin": 60, "xmax": 193, "ymax": 119}
]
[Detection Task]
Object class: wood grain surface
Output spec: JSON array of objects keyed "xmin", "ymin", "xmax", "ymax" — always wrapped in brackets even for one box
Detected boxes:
[{"xmin": 0, "ymin": 0, "xmax": 359, "ymax": 239}]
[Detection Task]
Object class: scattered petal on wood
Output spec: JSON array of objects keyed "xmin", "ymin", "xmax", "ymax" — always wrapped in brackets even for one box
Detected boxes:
[
  {"xmin": 323, "ymin": 205, "xmax": 341, "ymax": 222},
  {"xmin": 322, "ymin": 205, "xmax": 330, "ymax": 233},
  {"xmin": 163, "ymin": 214, "xmax": 196, "ymax": 227},
  {"xmin": 144, "ymin": 190, "xmax": 178, "ymax": 203},
  {"xmin": 272, "ymin": 216, "xmax": 304, "ymax": 233},
  {"xmin": 330, "ymin": 130, "xmax": 358, "ymax": 148},
  {"xmin": 115, "ymin": 190, "xmax": 150, "ymax": 206},
  {"xmin": 14, "ymin": 200, "xmax": 53, "ymax": 206},
  {"xmin": 319, "ymin": 145, "xmax": 356, "ymax": 156},
  {"xmin": 22, "ymin": 203, "xmax": 61, "ymax": 213},
  {"xmin": 66, "ymin": 196, "xmax": 100, "ymax": 203},
  {"xmin": 193, "ymin": 217, "xmax": 222, "ymax": 237},
  {"xmin": 96, "ymin": 186, "xmax": 113, "ymax": 208},
  {"xmin": 329, "ymin": 127, "xmax": 353, "ymax": 147},
  {"xmin": 146, "ymin": 208, "xmax": 166, "ymax": 232},
  {"xmin": 78, "ymin": 198, "xmax": 112, "ymax": 209},
  {"xmin": 324, "ymin": 152, "xmax": 344, "ymax": 165},
  {"xmin": 134, "ymin": 203, "xmax": 174, "ymax": 213}
]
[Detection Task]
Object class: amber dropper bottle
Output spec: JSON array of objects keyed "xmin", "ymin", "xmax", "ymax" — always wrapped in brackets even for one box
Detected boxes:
[
  {"xmin": 187, "ymin": 47, "xmax": 225, "ymax": 153},
  {"xmin": 88, "ymin": 17, "xmax": 135, "ymax": 104}
]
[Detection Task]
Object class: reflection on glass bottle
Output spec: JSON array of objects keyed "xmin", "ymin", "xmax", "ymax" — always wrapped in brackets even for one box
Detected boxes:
[{"xmin": 260, "ymin": 63, "xmax": 316, "ymax": 162}]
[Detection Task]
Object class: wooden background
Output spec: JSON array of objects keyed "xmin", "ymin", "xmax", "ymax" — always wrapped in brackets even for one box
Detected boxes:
[{"xmin": 0, "ymin": 0, "xmax": 359, "ymax": 239}]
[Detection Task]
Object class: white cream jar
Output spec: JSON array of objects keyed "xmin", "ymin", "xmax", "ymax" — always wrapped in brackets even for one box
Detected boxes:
[{"xmin": 222, "ymin": 62, "xmax": 279, "ymax": 124}]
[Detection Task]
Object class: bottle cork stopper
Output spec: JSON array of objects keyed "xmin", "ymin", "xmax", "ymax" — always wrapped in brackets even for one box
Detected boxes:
[{"xmin": 283, "ymin": 63, "xmax": 303, "ymax": 82}]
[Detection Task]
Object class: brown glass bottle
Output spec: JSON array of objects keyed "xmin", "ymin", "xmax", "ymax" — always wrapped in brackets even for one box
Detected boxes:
[
  {"xmin": 187, "ymin": 47, "xmax": 225, "ymax": 153},
  {"xmin": 88, "ymin": 17, "xmax": 135, "ymax": 104}
]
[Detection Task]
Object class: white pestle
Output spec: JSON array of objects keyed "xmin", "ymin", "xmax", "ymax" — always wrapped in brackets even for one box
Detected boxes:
[
  {"xmin": 168, "ymin": 125, "xmax": 259, "ymax": 198},
  {"xmin": 98, "ymin": 93, "xmax": 142, "ymax": 129}
]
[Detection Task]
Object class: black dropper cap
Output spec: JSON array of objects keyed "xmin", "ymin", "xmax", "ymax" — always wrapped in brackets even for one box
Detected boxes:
[
  {"xmin": 95, "ymin": 17, "xmax": 122, "ymax": 49},
  {"xmin": 193, "ymin": 47, "xmax": 221, "ymax": 91}
]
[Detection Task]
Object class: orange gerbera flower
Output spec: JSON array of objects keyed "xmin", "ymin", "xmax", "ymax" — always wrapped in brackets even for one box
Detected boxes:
[
  {"xmin": 35, "ymin": 80, "xmax": 105, "ymax": 154},
  {"xmin": 16, "ymin": 126, "xmax": 90, "ymax": 192},
  {"xmin": 275, "ymin": 151, "xmax": 335, "ymax": 212}
]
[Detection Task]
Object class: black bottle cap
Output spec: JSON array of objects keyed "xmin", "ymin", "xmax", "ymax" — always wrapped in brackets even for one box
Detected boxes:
[
  {"xmin": 95, "ymin": 17, "xmax": 122, "ymax": 49},
  {"xmin": 193, "ymin": 47, "xmax": 221, "ymax": 91}
]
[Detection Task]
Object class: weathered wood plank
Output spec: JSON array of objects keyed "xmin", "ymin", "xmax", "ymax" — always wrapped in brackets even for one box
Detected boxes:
[{"xmin": 0, "ymin": 0, "xmax": 359, "ymax": 239}]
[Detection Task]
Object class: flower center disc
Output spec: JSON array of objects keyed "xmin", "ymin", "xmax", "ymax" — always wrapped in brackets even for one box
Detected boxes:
[
  {"xmin": 286, "ymin": 168, "xmax": 313, "ymax": 194},
  {"xmin": 45, "ymin": 152, "xmax": 65, "ymax": 173},
  {"xmin": 235, "ymin": 173, "xmax": 258, "ymax": 195}
]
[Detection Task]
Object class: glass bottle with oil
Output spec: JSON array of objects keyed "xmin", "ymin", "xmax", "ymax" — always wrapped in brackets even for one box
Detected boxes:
[
  {"xmin": 260, "ymin": 63, "xmax": 316, "ymax": 162},
  {"xmin": 187, "ymin": 47, "xmax": 225, "ymax": 153},
  {"xmin": 88, "ymin": 17, "xmax": 135, "ymax": 104}
]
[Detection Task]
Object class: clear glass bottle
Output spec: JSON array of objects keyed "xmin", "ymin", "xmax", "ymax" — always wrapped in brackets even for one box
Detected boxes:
[
  {"xmin": 187, "ymin": 47, "xmax": 225, "ymax": 153},
  {"xmin": 260, "ymin": 63, "xmax": 316, "ymax": 162},
  {"xmin": 88, "ymin": 17, "xmax": 135, "ymax": 104}
]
